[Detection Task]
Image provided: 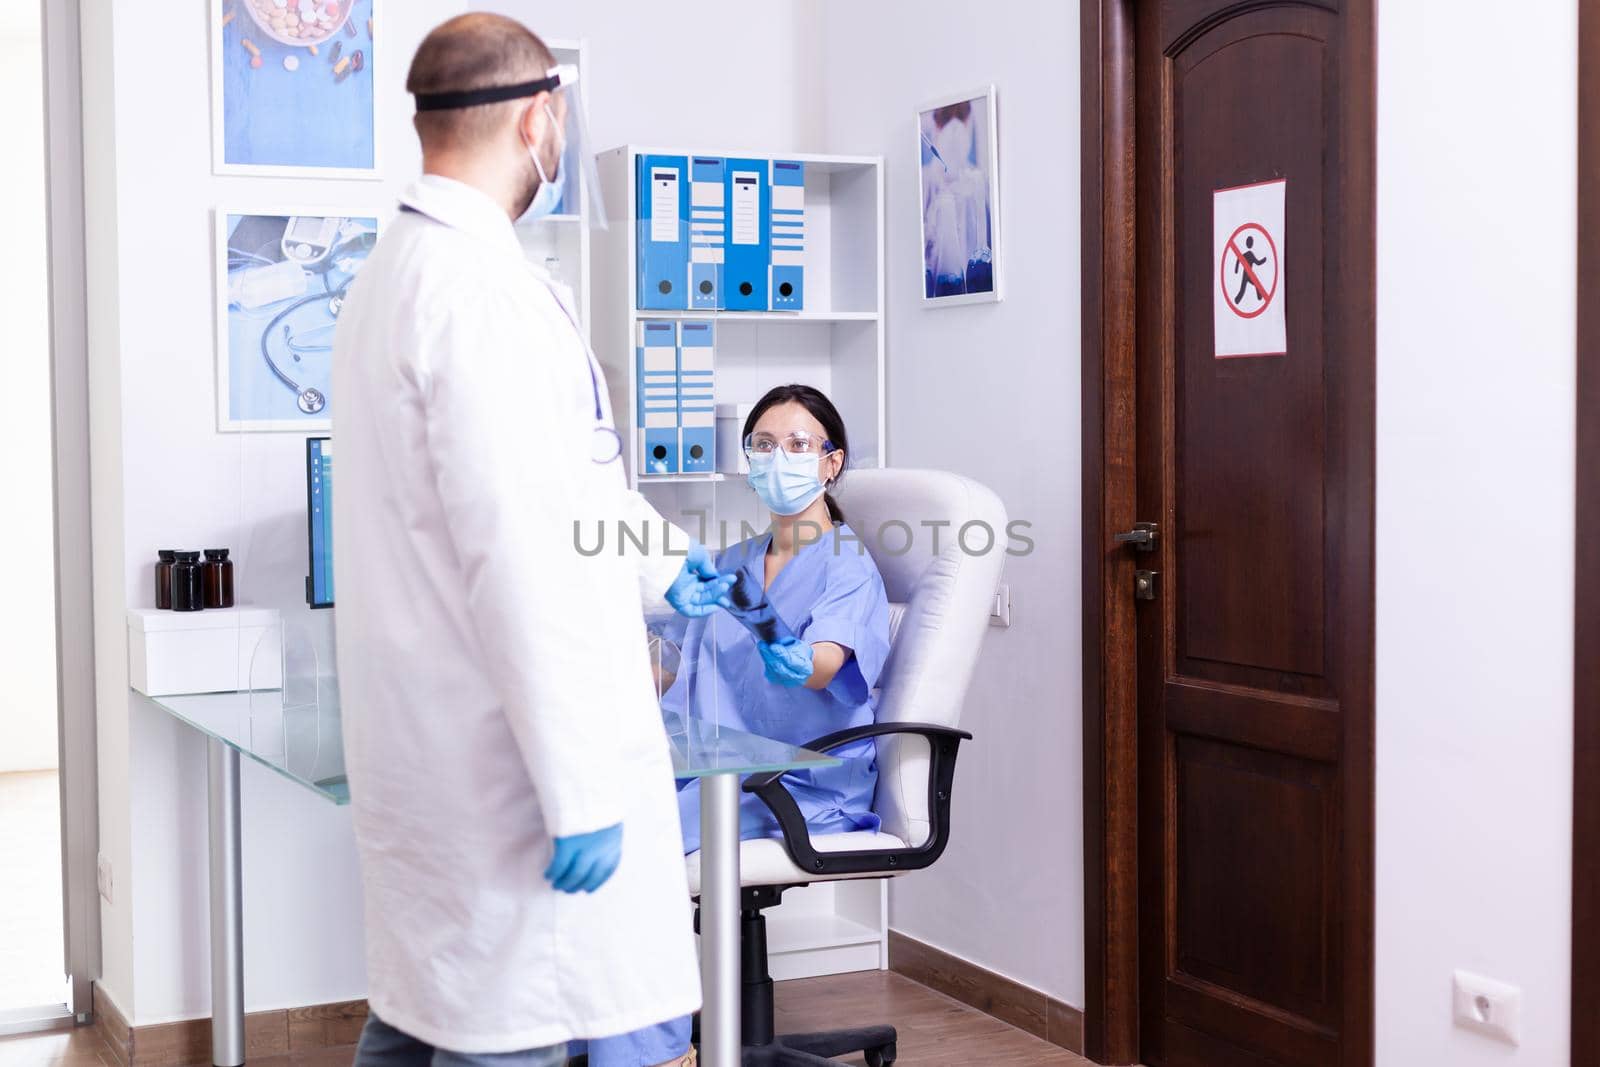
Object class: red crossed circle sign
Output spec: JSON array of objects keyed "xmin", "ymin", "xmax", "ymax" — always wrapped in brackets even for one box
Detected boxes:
[{"xmin": 1220, "ymin": 221, "xmax": 1279, "ymax": 319}]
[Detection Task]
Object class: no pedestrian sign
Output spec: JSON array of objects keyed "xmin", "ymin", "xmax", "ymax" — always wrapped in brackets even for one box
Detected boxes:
[{"xmin": 1213, "ymin": 178, "xmax": 1286, "ymax": 358}]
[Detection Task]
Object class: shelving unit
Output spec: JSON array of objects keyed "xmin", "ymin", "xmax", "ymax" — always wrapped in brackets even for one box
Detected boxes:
[
  {"xmin": 592, "ymin": 145, "xmax": 891, "ymax": 980},
  {"xmin": 512, "ymin": 40, "xmax": 590, "ymax": 338},
  {"xmin": 591, "ymin": 145, "xmax": 887, "ymax": 490}
]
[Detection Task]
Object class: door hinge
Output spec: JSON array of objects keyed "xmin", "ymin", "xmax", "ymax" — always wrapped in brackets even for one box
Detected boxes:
[{"xmin": 1135, "ymin": 569, "xmax": 1158, "ymax": 601}]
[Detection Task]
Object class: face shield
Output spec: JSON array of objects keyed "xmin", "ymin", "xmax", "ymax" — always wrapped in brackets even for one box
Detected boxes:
[
  {"xmin": 542, "ymin": 65, "xmax": 607, "ymax": 229},
  {"xmin": 412, "ymin": 64, "xmax": 608, "ymax": 229}
]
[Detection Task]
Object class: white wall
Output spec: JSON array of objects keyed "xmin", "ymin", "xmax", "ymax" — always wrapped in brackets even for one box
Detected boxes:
[
  {"xmin": 469, "ymin": 0, "xmax": 825, "ymax": 156},
  {"xmin": 84, "ymin": 0, "xmax": 451, "ymax": 1021},
  {"xmin": 82, "ymin": 0, "xmax": 1583, "ymax": 1043},
  {"xmin": 80, "ymin": 0, "xmax": 135, "ymax": 1016},
  {"xmin": 0, "ymin": 0, "xmax": 61, "ymax": 774},
  {"xmin": 1373, "ymin": 1, "xmax": 1577, "ymax": 1064},
  {"xmin": 816, "ymin": 1, "xmax": 1084, "ymax": 1007},
  {"xmin": 84, "ymin": 0, "xmax": 822, "ymax": 1024}
]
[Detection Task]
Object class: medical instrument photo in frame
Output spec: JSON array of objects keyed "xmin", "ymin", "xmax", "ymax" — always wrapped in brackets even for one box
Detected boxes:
[
  {"xmin": 918, "ymin": 85, "xmax": 1002, "ymax": 306},
  {"xmin": 214, "ymin": 208, "xmax": 379, "ymax": 432},
  {"xmin": 210, "ymin": 0, "xmax": 379, "ymax": 178}
]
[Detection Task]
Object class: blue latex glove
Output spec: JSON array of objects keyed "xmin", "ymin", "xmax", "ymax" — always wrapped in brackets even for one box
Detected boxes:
[
  {"xmin": 545, "ymin": 823, "xmax": 623, "ymax": 894},
  {"xmin": 758, "ymin": 637, "xmax": 814, "ymax": 687},
  {"xmin": 665, "ymin": 542, "xmax": 736, "ymax": 618}
]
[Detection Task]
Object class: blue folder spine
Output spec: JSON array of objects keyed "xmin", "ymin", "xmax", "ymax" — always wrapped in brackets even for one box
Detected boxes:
[
  {"xmin": 723, "ymin": 157, "xmax": 770, "ymax": 311},
  {"xmin": 769, "ymin": 159, "xmax": 805, "ymax": 310},
  {"xmin": 677, "ymin": 320, "xmax": 716, "ymax": 473},
  {"xmin": 688, "ymin": 156, "xmax": 726, "ymax": 309},
  {"xmin": 636, "ymin": 154, "xmax": 689, "ymax": 310},
  {"xmin": 637, "ymin": 320, "xmax": 680, "ymax": 474}
]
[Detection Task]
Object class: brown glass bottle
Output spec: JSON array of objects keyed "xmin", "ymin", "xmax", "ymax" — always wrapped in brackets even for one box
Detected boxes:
[
  {"xmin": 202, "ymin": 549, "xmax": 235, "ymax": 609},
  {"xmin": 170, "ymin": 552, "xmax": 204, "ymax": 612},
  {"xmin": 155, "ymin": 550, "xmax": 177, "ymax": 610}
]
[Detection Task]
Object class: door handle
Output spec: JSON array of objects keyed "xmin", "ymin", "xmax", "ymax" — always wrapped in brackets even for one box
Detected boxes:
[{"xmin": 1113, "ymin": 521, "xmax": 1158, "ymax": 551}]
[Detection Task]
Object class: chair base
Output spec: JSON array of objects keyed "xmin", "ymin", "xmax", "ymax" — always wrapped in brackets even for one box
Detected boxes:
[
  {"xmin": 565, "ymin": 1026, "xmax": 898, "ymax": 1067},
  {"xmin": 738, "ymin": 1026, "xmax": 898, "ymax": 1065}
]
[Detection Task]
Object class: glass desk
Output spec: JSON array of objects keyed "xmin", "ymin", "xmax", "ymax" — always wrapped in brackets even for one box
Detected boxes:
[{"xmin": 141, "ymin": 685, "xmax": 836, "ymax": 1067}]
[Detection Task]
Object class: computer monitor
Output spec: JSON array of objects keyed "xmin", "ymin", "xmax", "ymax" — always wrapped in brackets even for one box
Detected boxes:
[{"xmin": 306, "ymin": 437, "xmax": 334, "ymax": 608}]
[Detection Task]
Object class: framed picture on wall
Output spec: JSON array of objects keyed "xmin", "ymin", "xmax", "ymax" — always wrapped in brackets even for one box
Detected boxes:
[
  {"xmin": 211, "ymin": 0, "xmax": 379, "ymax": 178},
  {"xmin": 214, "ymin": 208, "xmax": 380, "ymax": 432},
  {"xmin": 917, "ymin": 86, "xmax": 1002, "ymax": 306}
]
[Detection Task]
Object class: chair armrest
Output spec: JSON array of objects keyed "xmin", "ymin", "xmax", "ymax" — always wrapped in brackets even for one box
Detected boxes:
[
  {"xmin": 742, "ymin": 722, "xmax": 971, "ymax": 792},
  {"xmin": 742, "ymin": 722, "xmax": 971, "ymax": 878}
]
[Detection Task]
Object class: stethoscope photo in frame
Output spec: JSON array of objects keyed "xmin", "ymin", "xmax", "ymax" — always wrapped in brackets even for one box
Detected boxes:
[{"xmin": 214, "ymin": 207, "xmax": 380, "ymax": 432}]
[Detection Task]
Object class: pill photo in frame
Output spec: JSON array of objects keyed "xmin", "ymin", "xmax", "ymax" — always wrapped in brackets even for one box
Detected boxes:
[
  {"xmin": 211, "ymin": 0, "xmax": 378, "ymax": 177},
  {"xmin": 215, "ymin": 208, "xmax": 380, "ymax": 432}
]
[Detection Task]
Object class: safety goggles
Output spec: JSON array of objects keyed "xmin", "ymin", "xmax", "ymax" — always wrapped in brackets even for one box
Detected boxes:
[
  {"xmin": 743, "ymin": 430, "xmax": 838, "ymax": 458},
  {"xmin": 413, "ymin": 63, "xmax": 608, "ymax": 229}
]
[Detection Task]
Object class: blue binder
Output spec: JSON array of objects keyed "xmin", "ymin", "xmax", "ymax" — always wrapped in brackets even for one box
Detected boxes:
[
  {"xmin": 637, "ymin": 320, "xmax": 679, "ymax": 474},
  {"xmin": 689, "ymin": 157, "xmax": 726, "ymax": 310},
  {"xmin": 769, "ymin": 160, "xmax": 806, "ymax": 310},
  {"xmin": 723, "ymin": 157, "xmax": 770, "ymax": 311},
  {"xmin": 636, "ymin": 155, "xmax": 689, "ymax": 310},
  {"xmin": 677, "ymin": 321, "xmax": 716, "ymax": 473}
]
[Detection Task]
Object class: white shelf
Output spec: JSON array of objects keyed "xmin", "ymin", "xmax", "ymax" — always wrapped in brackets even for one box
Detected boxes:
[
  {"xmin": 632, "ymin": 310, "xmax": 879, "ymax": 324},
  {"xmin": 638, "ymin": 472, "xmax": 726, "ymax": 485},
  {"xmin": 592, "ymin": 144, "xmax": 887, "ymax": 492},
  {"xmin": 515, "ymin": 213, "xmax": 582, "ymax": 227},
  {"xmin": 765, "ymin": 912, "xmax": 885, "ymax": 954},
  {"xmin": 618, "ymin": 145, "xmax": 881, "ymax": 174}
]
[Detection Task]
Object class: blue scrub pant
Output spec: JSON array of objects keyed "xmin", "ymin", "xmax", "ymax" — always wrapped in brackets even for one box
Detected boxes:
[
  {"xmin": 573, "ymin": 1016, "xmax": 692, "ymax": 1066},
  {"xmin": 353, "ymin": 1014, "xmax": 566, "ymax": 1067}
]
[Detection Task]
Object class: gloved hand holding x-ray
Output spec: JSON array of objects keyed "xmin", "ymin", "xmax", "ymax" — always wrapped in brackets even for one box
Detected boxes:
[
  {"xmin": 723, "ymin": 565, "xmax": 796, "ymax": 645},
  {"xmin": 664, "ymin": 542, "xmax": 737, "ymax": 617}
]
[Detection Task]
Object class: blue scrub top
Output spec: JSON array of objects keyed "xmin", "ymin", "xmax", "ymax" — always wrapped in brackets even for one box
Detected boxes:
[{"xmin": 662, "ymin": 524, "xmax": 892, "ymax": 853}]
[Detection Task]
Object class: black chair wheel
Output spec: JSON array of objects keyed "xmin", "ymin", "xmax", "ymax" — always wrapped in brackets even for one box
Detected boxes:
[{"xmin": 865, "ymin": 1042, "xmax": 897, "ymax": 1066}]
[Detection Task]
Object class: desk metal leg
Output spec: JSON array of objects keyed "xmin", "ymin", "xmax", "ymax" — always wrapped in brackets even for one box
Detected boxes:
[
  {"xmin": 207, "ymin": 739, "xmax": 245, "ymax": 1067},
  {"xmin": 699, "ymin": 773, "xmax": 741, "ymax": 1067}
]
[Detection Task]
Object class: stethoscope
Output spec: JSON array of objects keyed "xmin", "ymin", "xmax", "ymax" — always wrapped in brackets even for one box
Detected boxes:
[
  {"xmin": 232, "ymin": 231, "xmax": 375, "ymax": 416},
  {"xmin": 399, "ymin": 202, "xmax": 622, "ymax": 464},
  {"xmin": 553, "ymin": 285, "xmax": 623, "ymax": 465},
  {"xmin": 260, "ymin": 288, "xmax": 347, "ymax": 415}
]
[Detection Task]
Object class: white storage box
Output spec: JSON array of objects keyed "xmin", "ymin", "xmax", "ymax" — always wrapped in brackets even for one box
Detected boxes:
[
  {"xmin": 716, "ymin": 402, "xmax": 754, "ymax": 475},
  {"xmin": 128, "ymin": 607, "xmax": 283, "ymax": 697}
]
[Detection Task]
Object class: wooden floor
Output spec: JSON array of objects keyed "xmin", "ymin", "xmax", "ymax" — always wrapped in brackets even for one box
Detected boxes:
[{"xmin": 0, "ymin": 972, "xmax": 1096, "ymax": 1066}]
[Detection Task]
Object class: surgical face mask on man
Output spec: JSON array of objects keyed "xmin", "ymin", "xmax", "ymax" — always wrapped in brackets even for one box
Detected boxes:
[
  {"xmin": 518, "ymin": 101, "xmax": 567, "ymax": 220},
  {"xmin": 746, "ymin": 449, "xmax": 831, "ymax": 516}
]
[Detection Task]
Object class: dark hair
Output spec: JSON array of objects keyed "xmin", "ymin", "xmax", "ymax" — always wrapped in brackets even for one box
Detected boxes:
[
  {"xmin": 407, "ymin": 15, "xmax": 555, "ymax": 151},
  {"xmin": 743, "ymin": 384, "xmax": 850, "ymax": 524}
]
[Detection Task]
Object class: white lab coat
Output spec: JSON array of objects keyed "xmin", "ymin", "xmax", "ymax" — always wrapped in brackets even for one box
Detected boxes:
[{"xmin": 330, "ymin": 176, "xmax": 700, "ymax": 1053}]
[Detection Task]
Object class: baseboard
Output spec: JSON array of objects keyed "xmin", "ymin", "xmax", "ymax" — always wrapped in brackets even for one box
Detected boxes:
[
  {"xmin": 92, "ymin": 984, "xmax": 133, "ymax": 1067},
  {"xmin": 90, "ymin": 938, "xmax": 1081, "ymax": 1062},
  {"xmin": 887, "ymin": 930, "xmax": 1084, "ymax": 1054},
  {"xmin": 91, "ymin": 983, "xmax": 367, "ymax": 1067}
]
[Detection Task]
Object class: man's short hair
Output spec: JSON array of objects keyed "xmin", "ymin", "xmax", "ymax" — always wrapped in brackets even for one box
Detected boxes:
[{"xmin": 406, "ymin": 14, "xmax": 555, "ymax": 151}]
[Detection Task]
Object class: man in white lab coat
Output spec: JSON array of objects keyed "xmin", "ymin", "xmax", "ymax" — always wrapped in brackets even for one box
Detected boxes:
[{"xmin": 331, "ymin": 14, "xmax": 720, "ymax": 1067}]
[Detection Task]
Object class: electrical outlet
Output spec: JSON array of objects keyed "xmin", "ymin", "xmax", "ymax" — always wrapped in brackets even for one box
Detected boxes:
[
  {"xmin": 96, "ymin": 853, "xmax": 113, "ymax": 905},
  {"xmin": 1453, "ymin": 970, "xmax": 1521, "ymax": 1046},
  {"xmin": 989, "ymin": 583, "xmax": 1012, "ymax": 628}
]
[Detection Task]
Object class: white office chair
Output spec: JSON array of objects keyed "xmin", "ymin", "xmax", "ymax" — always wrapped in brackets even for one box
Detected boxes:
[{"xmin": 684, "ymin": 468, "xmax": 1008, "ymax": 1066}]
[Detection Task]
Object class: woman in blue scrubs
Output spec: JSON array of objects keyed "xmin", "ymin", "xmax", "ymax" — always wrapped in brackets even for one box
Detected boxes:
[{"xmin": 581, "ymin": 384, "xmax": 891, "ymax": 1067}]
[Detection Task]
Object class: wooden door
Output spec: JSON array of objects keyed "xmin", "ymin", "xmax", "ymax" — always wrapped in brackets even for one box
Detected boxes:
[
  {"xmin": 1130, "ymin": 3, "xmax": 1374, "ymax": 1065},
  {"xmin": 1574, "ymin": 1, "xmax": 1600, "ymax": 1062}
]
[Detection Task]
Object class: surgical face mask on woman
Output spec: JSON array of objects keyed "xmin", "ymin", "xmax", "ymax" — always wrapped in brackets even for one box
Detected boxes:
[{"xmin": 746, "ymin": 449, "xmax": 829, "ymax": 516}]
